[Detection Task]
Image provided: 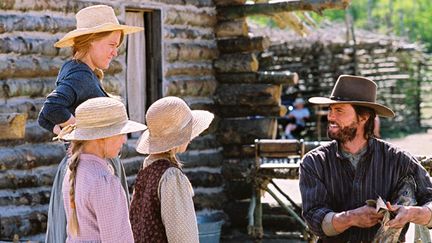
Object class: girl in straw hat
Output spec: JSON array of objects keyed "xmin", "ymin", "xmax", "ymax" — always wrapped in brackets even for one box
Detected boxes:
[
  {"xmin": 58, "ymin": 97, "xmax": 147, "ymax": 242},
  {"xmin": 129, "ymin": 96, "xmax": 214, "ymax": 243},
  {"xmin": 37, "ymin": 5, "xmax": 143, "ymax": 242}
]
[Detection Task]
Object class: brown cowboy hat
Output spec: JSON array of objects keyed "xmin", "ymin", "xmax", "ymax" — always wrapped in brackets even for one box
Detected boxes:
[{"xmin": 309, "ymin": 75, "xmax": 395, "ymax": 117}]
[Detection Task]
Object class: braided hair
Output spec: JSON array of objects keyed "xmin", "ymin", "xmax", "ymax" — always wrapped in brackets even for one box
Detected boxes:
[{"xmin": 68, "ymin": 140, "xmax": 86, "ymax": 236}]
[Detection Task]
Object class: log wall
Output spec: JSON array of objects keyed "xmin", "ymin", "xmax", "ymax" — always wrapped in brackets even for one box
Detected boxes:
[
  {"xmin": 260, "ymin": 40, "xmax": 430, "ymax": 136},
  {"xmin": 0, "ymin": 0, "xmax": 221, "ymax": 241},
  {"xmin": 213, "ymin": 1, "xmax": 300, "ymax": 234}
]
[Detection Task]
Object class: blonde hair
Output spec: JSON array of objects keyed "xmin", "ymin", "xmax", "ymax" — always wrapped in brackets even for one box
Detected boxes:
[
  {"xmin": 157, "ymin": 146, "xmax": 185, "ymax": 168},
  {"xmin": 68, "ymin": 140, "xmax": 86, "ymax": 236}
]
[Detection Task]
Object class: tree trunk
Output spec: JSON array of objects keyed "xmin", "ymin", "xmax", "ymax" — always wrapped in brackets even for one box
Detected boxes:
[
  {"xmin": 214, "ymin": 53, "xmax": 259, "ymax": 73},
  {"xmin": 217, "ymin": 0, "xmax": 350, "ymax": 20},
  {"xmin": 218, "ymin": 36, "xmax": 270, "ymax": 53},
  {"xmin": 215, "ymin": 19, "xmax": 249, "ymax": 38}
]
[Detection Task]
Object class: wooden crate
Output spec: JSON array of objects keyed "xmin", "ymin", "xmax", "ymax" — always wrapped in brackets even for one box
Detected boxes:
[{"xmin": 0, "ymin": 113, "xmax": 27, "ymax": 140}]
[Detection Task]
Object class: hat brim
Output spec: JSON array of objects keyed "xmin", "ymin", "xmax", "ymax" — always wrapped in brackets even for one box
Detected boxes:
[
  {"xmin": 54, "ymin": 23, "xmax": 143, "ymax": 48},
  {"xmin": 62, "ymin": 120, "xmax": 147, "ymax": 140},
  {"xmin": 136, "ymin": 110, "xmax": 214, "ymax": 154},
  {"xmin": 309, "ymin": 97, "xmax": 395, "ymax": 118}
]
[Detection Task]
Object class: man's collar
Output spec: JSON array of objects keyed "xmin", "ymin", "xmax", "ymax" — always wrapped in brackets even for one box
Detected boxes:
[{"xmin": 335, "ymin": 137, "xmax": 376, "ymax": 159}]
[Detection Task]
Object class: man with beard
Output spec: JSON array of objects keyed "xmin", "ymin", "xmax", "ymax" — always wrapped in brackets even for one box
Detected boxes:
[{"xmin": 299, "ymin": 75, "xmax": 432, "ymax": 242}]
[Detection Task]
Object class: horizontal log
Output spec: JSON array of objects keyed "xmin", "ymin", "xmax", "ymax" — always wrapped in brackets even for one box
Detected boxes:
[
  {"xmin": 216, "ymin": 105, "xmax": 287, "ymax": 118},
  {"xmin": 186, "ymin": 171, "xmax": 223, "ymax": 187},
  {"xmin": 0, "ymin": 36, "xmax": 59, "ymax": 56},
  {"xmin": 184, "ymin": 0, "xmax": 213, "ymax": 7},
  {"xmin": 0, "ymin": 56, "xmax": 64, "ymax": 79},
  {"xmin": 24, "ymin": 122, "xmax": 54, "ymax": 143},
  {"xmin": 0, "ymin": 113, "xmax": 27, "ymax": 140},
  {"xmin": 214, "ymin": 53, "xmax": 258, "ymax": 73},
  {"xmin": 218, "ymin": 36, "xmax": 270, "ymax": 53},
  {"xmin": 0, "ymin": 97, "xmax": 45, "ymax": 120},
  {"xmin": 164, "ymin": 27, "xmax": 214, "ymax": 40},
  {"xmin": 165, "ymin": 43, "xmax": 218, "ymax": 62},
  {"xmin": 0, "ymin": 205, "xmax": 47, "ymax": 239},
  {"xmin": 259, "ymin": 71, "xmax": 299, "ymax": 84},
  {"xmin": 0, "ymin": 186, "xmax": 51, "ymax": 207},
  {"xmin": 1, "ymin": 78, "xmax": 55, "ymax": 99},
  {"xmin": 222, "ymin": 158, "xmax": 253, "ymax": 180},
  {"xmin": 122, "ymin": 156, "xmax": 145, "ymax": 177},
  {"xmin": 165, "ymin": 8, "xmax": 216, "ymax": 27},
  {"xmin": 0, "ymin": 13, "xmax": 74, "ymax": 34},
  {"xmin": 216, "ymin": 71, "xmax": 298, "ymax": 85},
  {"xmin": 166, "ymin": 77, "xmax": 217, "ymax": 97},
  {"xmin": 222, "ymin": 144, "xmax": 255, "ymax": 158},
  {"xmin": 165, "ymin": 62, "xmax": 214, "ymax": 77},
  {"xmin": 217, "ymin": 117, "xmax": 277, "ymax": 145},
  {"xmin": 179, "ymin": 148, "xmax": 224, "ymax": 168},
  {"xmin": 217, "ymin": 0, "xmax": 350, "ymax": 20},
  {"xmin": 0, "ymin": 165, "xmax": 58, "ymax": 189},
  {"xmin": 194, "ymin": 191, "xmax": 226, "ymax": 210},
  {"xmin": 215, "ymin": 19, "xmax": 249, "ymax": 38},
  {"xmin": 214, "ymin": 83, "xmax": 281, "ymax": 106},
  {"xmin": 213, "ymin": 0, "xmax": 246, "ymax": 6},
  {"xmin": 0, "ymin": 55, "xmax": 122, "ymax": 80},
  {"xmin": 187, "ymin": 134, "xmax": 221, "ymax": 150},
  {"xmin": 0, "ymin": 143, "xmax": 65, "ymax": 170}
]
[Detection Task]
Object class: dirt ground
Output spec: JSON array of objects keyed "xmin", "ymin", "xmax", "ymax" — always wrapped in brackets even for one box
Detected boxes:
[{"xmin": 387, "ymin": 129, "xmax": 432, "ymax": 156}]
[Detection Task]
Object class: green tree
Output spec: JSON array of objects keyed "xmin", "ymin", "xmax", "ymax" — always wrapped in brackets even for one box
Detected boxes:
[{"xmin": 315, "ymin": 0, "xmax": 432, "ymax": 51}]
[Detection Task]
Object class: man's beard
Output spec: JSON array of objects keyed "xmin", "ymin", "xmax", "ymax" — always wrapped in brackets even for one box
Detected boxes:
[{"xmin": 327, "ymin": 121, "xmax": 358, "ymax": 143}]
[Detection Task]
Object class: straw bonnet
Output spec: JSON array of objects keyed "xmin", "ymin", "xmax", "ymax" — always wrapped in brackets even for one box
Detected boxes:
[
  {"xmin": 309, "ymin": 75, "xmax": 395, "ymax": 117},
  {"xmin": 57, "ymin": 97, "xmax": 147, "ymax": 140},
  {"xmin": 136, "ymin": 96, "xmax": 214, "ymax": 154},
  {"xmin": 55, "ymin": 5, "xmax": 143, "ymax": 48}
]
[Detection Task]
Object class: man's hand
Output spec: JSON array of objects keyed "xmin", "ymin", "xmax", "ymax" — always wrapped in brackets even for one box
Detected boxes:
[
  {"xmin": 386, "ymin": 202, "xmax": 432, "ymax": 228},
  {"xmin": 333, "ymin": 205, "xmax": 383, "ymax": 233},
  {"xmin": 348, "ymin": 205, "xmax": 383, "ymax": 228}
]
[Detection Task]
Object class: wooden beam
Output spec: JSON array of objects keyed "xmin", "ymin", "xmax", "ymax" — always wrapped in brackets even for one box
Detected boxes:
[
  {"xmin": 215, "ymin": 19, "xmax": 249, "ymax": 38},
  {"xmin": 215, "ymin": 83, "xmax": 281, "ymax": 106},
  {"xmin": 217, "ymin": 36, "xmax": 270, "ymax": 54},
  {"xmin": 214, "ymin": 53, "xmax": 259, "ymax": 73},
  {"xmin": 217, "ymin": 0, "xmax": 351, "ymax": 20}
]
